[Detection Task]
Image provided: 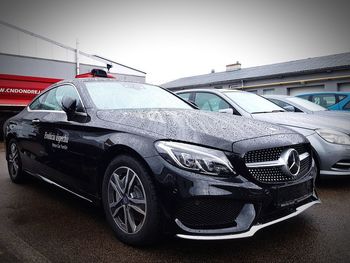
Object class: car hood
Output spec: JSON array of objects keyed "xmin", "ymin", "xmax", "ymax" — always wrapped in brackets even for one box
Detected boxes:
[
  {"xmin": 252, "ymin": 112, "xmax": 350, "ymax": 133},
  {"xmin": 313, "ymin": 110, "xmax": 350, "ymax": 119},
  {"xmin": 96, "ymin": 109, "xmax": 295, "ymax": 151}
]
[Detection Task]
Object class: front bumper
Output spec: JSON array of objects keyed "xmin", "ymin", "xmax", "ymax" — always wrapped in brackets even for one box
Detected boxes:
[
  {"xmin": 176, "ymin": 200, "xmax": 320, "ymax": 240},
  {"xmin": 306, "ymin": 133, "xmax": 350, "ymax": 176},
  {"xmin": 145, "ymin": 155, "xmax": 319, "ymax": 240}
]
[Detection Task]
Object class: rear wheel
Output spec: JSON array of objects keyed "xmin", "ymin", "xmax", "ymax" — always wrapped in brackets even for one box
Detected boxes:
[
  {"xmin": 7, "ymin": 139, "xmax": 26, "ymax": 183},
  {"xmin": 102, "ymin": 155, "xmax": 161, "ymax": 246}
]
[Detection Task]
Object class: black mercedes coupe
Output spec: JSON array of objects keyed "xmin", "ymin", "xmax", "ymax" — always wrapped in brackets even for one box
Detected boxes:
[{"xmin": 3, "ymin": 78, "xmax": 320, "ymax": 245}]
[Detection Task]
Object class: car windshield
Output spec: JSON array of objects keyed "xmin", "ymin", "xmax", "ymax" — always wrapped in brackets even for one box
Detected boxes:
[
  {"xmin": 85, "ymin": 82, "xmax": 193, "ymax": 110},
  {"xmin": 223, "ymin": 91, "xmax": 285, "ymax": 114},
  {"xmin": 287, "ymin": 97, "xmax": 327, "ymax": 111}
]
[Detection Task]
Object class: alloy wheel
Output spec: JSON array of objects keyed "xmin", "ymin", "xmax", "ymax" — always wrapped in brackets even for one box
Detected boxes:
[
  {"xmin": 108, "ymin": 166, "xmax": 147, "ymax": 234},
  {"xmin": 8, "ymin": 142, "xmax": 19, "ymax": 178}
]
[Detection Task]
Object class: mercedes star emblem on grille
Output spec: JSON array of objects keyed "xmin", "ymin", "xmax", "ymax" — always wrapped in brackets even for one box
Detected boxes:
[{"xmin": 281, "ymin": 149, "xmax": 301, "ymax": 177}]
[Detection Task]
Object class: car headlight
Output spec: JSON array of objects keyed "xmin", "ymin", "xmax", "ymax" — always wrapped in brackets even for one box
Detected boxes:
[
  {"xmin": 316, "ymin": 129, "xmax": 350, "ymax": 145},
  {"xmin": 155, "ymin": 141, "xmax": 236, "ymax": 176}
]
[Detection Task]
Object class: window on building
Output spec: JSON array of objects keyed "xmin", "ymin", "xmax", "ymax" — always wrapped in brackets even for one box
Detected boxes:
[
  {"xmin": 247, "ymin": 90, "xmax": 258, "ymax": 94},
  {"xmin": 263, "ymin": 89, "xmax": 275, "ymax": 95},
  {"xmin": 229, "ymin": 84, "xmax": 239, "ymax": 89},
  {"xmin": 338, "ymin": 83, "xmax": 350, "ymax": 92}
]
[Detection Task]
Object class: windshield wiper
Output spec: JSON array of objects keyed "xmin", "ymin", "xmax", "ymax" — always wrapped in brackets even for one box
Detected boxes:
[{"xmin": 251, "ymin": 110, "xmax": 285, "ymax": 114}]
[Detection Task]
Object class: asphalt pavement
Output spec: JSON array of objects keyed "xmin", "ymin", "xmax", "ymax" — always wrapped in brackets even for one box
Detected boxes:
[{"xmin": 0, "ymin": 143, "xmax": 349, "ymax": 263}]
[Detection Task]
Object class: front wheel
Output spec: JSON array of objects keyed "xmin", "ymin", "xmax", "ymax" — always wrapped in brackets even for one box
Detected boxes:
[
  {"xmin": 7, "ymin": 139, "xmax": 26, "ymax": 183},
  {"xmin": 102, "ymin": 155, "xmax": 161, "ymax": 246}
]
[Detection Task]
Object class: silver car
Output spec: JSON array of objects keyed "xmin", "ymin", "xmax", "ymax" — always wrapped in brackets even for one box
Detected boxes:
[
  {"xmin": 176, "ymin": 89, "xmax": 350, "ymax": 177},
  {"xmin": 264, "ymin": 95, "xmax": 350, "ymax": 118}
]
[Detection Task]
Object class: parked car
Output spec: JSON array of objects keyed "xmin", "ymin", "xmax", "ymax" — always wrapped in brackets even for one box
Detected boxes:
[
  {"xmin": 296, "ymin": 92, "xmax": 350, "ymax": 111},
  {"xmin": 264, "ymin": 95, "xmax": 350, "ymax": 118},
  {"xmin": 176, "ymin": 89, "xmax": 350, "ymax": 178},
  {"xmin": 3, "ymin": 79, "xmax": 320, "ymax": 246}
]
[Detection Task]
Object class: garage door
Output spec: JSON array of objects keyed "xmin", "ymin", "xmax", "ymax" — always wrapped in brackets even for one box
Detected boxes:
[
  {"xmin": 338, "ymin": 83, "xmax": 350, "ymax": 92},
  {"xmin": 288, "ymin": 86, "xmax": 324, "ymax": 96}
]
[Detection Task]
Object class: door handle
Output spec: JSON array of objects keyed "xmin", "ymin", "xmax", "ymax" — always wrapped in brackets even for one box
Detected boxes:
[{"xmin": 32, "ymin": 119, "xmax": 40, "ymax": 123}]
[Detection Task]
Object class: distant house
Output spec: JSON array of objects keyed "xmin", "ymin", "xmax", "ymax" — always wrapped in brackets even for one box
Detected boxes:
[{"xmin": 163, "ymin": 53, "xmax": 350, "ymax": 95}]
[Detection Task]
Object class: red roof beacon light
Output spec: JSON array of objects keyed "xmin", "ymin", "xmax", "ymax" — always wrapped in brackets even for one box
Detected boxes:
[{"xmin": 75, "ymin": 69, "xmax": 115, "ymax": 79}]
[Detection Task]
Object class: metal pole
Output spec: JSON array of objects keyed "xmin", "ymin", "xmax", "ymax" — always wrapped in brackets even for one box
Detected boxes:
[{"xmin": 76, "ymin": 39, "xmax": 80, "ymax": 75}]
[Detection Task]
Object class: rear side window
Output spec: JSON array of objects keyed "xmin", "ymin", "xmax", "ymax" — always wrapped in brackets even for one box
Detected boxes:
[
  {"xmin": 311, "ymin": 94, "xmax": 336, "ymax": 107},
  {"xmin": 194, "ymin": 92, "xmax": 230, "ymax": 112},
  {"xmin": 177, "ymin": 92, "xmax": 191, "ymax": 101}
]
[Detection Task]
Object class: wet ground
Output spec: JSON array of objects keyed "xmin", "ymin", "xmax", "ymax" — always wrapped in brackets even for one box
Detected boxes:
[{"xmin": 0, "ymin": 143, "xmax": 349, "ymax": 263}]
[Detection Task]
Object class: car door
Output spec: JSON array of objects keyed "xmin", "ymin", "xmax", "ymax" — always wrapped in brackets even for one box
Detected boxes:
[
  {"xmin": 16, "ymin": 92, "xmax": 50, "ymax": 175},
  {"xmin": 35, "ymin": 84, "xmax": 92, "ymax": 193}
]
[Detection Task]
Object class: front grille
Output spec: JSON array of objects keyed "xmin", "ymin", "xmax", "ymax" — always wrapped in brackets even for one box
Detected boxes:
[
  {"xmin": 245, "ymin": 144, "xmax": 309, "ymax": 164},
  {"xmin": 245, "ymin": 144, "xmax": 312, "ymax": 184},
  {"xmin": 176, "ymin": 199, "xmax": 244, "ymax": 229}
]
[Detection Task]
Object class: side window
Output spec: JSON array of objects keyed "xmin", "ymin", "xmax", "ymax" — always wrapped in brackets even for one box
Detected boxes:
[
  {"xmin": 269, "ymin": 99, "xmax": 299, "ymax": 112},
  {"xmin": 177, "ymin": 92, "xmax": 191, "ymax": 101},
  {"xmin": 42, "ymin": 87, "xmax": 62, "ymax": 110},
  {"xmin": 312, "ymin": 94, "xmax": 336, "ymax": 107},
  {"xmin": 29, "ymin": 93, "xmax": 47, "ymax": 110},
  {"xmin": 338, "ymin": 95, "xmax": 346, "ymax": 102},
  {"xmin": 29, "ymin": 85, "xmax": 83, "ymax": 112},
  {"xmin": 55, "ymin": 85, "xmax": 84, "ymax": 112},
  {"xmin": 343, "ymin": 101, "xmax": 350, "ymax": 110},
  {"xmin": 270, "ymin": 99, "xmax": 289, "ymax": 108},
  {"xmin": 298, "ymin": 95, "xmax": 309, "ymax": 100},
  {"xmin": 194, "ymin": 92, "xmax": 230, "ymax": 112}
]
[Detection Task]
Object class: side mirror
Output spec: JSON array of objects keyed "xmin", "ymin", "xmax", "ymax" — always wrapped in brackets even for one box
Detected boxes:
[
  {"xmin": 283, "ymin": 105, "xmax": 295, "ymax": 112},
  {"xmin": 218, "ymin": 108, "xmax": 234, "ymax": 114},
  {"xmin": 61, "ymin": 96, "xmax": 77, "ymax": 120}
]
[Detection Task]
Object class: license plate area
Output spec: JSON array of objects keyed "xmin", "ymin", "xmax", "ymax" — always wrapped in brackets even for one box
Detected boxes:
[{"xmin": 274, "ymin": 179, "xmax": 313, "ymax": 207}]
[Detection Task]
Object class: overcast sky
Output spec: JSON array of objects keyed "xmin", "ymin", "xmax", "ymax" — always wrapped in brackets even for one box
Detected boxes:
[{"xmin": 0, "ymin": 0, "xmax": 349, "ymax": 84}]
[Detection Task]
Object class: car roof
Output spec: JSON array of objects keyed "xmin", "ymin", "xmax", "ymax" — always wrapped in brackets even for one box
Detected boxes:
[
  {"xmin": 54, "ymin": 78, "xmax": 156, "ymax": 87},
  {"xmin": 176, "ymin": 88, "xmax": 244, "ymax": 94},
  {"xmin": 297, "ymin": 91, "xmax": 350, "ymax": 95},
  {"xmin": 263, "ymin": 95, "xmax": 290, "ymax": 99}
]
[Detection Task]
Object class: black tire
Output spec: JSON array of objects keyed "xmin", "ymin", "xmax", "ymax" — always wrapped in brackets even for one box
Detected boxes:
[
  {"xmin": 102, "ymin": 155, "xmax": 161, "ymax": 246},
  {"xmin": 314, "ymin": 160, "xmax": 321, "ymax": 185},
  {"xmin": 312, "ymin": 153, "xmax": 321, "ymax": 184},
  {"xmin": 7, "ymin": 139, "xmax": 26, "ymax": 183}
]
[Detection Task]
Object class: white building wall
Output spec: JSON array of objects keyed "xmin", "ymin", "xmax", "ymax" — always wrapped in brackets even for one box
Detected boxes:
[{"xmin": 0, "ymin": 22, "xmax": 146, "ymax": 82}]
